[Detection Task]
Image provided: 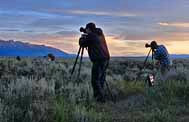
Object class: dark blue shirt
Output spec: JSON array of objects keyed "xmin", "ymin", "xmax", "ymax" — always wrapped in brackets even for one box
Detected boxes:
[{"xmin": 154, "ymin": 45, "xmax": 170, "ymax": 66}]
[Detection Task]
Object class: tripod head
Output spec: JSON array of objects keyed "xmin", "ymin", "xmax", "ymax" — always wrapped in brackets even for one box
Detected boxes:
[{"xmin": 145, "ymin": 40, "xmax": 158, "ymax": 61}]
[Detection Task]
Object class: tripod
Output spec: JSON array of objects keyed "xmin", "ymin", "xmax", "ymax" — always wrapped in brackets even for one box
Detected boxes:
[
  {"xmin": 70, "ymin": 46, "xmax": 85, "ymax": 80},
  {"xmin": 70, "ymin": 46, "xmax": 116, "ymax": 103},
  {"xmin": 143, "ymin": 48, "xmax": 155, "ymax": 86},
  {"xmin": 143, "ymin": 48, "xmax": 154, "ymax": 68}
]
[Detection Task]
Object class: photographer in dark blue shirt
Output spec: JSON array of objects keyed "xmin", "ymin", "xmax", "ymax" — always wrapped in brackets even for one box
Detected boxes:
[{"xmin": 150, "ymin": 41, "xmax": 171, "ymax": 78}]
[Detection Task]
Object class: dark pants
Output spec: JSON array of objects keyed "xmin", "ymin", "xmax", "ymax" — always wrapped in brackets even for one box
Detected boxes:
[
  {"xmin": 160, "ymin": 65, "xmax": 170, "ymax": 81},
  {"xmin": 91, "ymin": 60, "xmax": 109, "ymax": 101}
]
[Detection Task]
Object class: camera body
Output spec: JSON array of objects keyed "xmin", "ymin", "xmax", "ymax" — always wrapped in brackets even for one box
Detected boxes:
[
  {"xmin": 79, "ymin": 33, "xmax": 88, "ymax": 47},
  {"xmin": 80, "ymin": 33, "xmax": 88, "ymax": 39},
  {"xmin": 79, "ymin": 27, "xmax": 88, "ymax": 40},
  {"xmin": 145, "ymin": 43, "xmax": 151, "ymax": 48},
  {"xmin": 145, "ymin": 41, "xmax": 158, "ymax": 50},
  {"xmin": 79, "ymin": 27, "xmax": 88, "ymax": 47}
]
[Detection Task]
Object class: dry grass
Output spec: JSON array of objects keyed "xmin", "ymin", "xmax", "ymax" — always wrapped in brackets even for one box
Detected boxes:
[{"xmin": 0, "ymin": 57, "xmax": 189, "ymax": 122}]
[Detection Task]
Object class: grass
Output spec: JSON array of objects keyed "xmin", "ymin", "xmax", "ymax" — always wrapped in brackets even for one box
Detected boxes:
[
  {"xmin": 122, "ymin": 81, "xmax": 145, "ymax": 96},
  {"xmin": 55, "ymin": 96, "xmax": 112, "ymax": 122},
  {"xmin": 130, "ymin": 80, "xmax": 189, "ymax": 122},
  {"xmin": 0, "ymin": 58, "xmax": 189, "ymax": 122}
]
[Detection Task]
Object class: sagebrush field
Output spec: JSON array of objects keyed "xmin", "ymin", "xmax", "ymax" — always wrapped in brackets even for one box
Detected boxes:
[{"xmin": 0, "ymin": 57, "xmax": 189, "ymax": 122}]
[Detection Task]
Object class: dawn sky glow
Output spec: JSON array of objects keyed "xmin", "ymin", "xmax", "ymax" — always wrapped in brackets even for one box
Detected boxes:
[{"xmin": 0, "ymin": 0, "xmax": 188, "ymax": 56}]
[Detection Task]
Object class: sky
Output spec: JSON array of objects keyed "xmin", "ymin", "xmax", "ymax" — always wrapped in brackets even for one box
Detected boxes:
[{"xmin": 0, "ymin": 0, "xmax": 188, "ymax": 56}]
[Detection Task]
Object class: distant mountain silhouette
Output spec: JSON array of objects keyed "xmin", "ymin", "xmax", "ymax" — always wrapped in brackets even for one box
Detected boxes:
[
  {"xmin": 170, "ymin": 54, "xmax": 189, "ymax": 59},
  {"xmin": 0, "ymin": 40, "xmax": 75, "ymax": 58}
]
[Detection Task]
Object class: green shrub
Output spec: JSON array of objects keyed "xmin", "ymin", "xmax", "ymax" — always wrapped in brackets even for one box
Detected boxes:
[
  {"xmin": 55, "ymin": 96, "xmax": 111, "ymax": 122},
  {"xmin": 1, "ymin": 58, "xmax": 189, "ymax": 122}
]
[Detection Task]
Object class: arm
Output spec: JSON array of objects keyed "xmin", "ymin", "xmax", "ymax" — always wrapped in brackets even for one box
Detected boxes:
[
  {"xmin": 154, "ymin": 48, "xmax": 161, "ymax": 60},
  {"xmin": 95, "ymin": 28, "xmax": 103, "ymax": 36}
]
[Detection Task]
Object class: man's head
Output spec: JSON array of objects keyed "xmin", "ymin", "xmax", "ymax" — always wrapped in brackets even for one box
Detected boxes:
[
  {"xmin": 48, "ymin": 53, "xmax": 55, "ymax": 61},
  {"xmin": 150, "ymin": 41, "xmax": 158, "ymax": 49},
  {"xmin": 85, "ymin": 22, "xmax": 96, "ymax": 33}
]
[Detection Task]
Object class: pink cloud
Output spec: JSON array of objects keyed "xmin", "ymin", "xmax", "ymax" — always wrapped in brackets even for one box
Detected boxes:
[{"xmin": 159, "ymin": 22, "xmax": 189, "ymax": 28}]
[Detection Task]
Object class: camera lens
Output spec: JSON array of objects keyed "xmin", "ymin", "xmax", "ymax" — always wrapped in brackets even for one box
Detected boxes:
[
  {"xmin": 145, "ymin": 43, "xmax": 151, "ymax": 48},
  {"xmin": 80, "ymin": 27, "xmax": 86, "ymax": 33}
]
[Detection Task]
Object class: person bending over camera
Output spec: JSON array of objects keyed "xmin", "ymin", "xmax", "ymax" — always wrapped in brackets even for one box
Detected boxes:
[
  {"xmin": 150, "ymin": 41, "xmax": 171, "ymax": 80},
  {"xmin": 79, "ymin": 22, "xmax": 110, "ymax": 102}
]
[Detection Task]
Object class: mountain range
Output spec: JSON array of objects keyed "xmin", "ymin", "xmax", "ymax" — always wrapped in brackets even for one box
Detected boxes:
[
  {"xmin": 0, "ymin": 40, "xmax": 74, "ymax": 58},
  {"xmin": 170, "ymin": 54, "xmax": 189, "ymax": 59},
  {"xmin": 0, "ymin": 40, "xmax": 188, "ymax": 59}
]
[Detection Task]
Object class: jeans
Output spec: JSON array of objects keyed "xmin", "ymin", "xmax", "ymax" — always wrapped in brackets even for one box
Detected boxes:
[{"xmin": 160, "ymin": 65, "xmax": 170, "ymax": 81}]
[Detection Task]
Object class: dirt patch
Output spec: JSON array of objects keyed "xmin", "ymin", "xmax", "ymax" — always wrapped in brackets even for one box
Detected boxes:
[{"xmin": 97, "ymin": 93, "xmax": 145, "ymax": 121}]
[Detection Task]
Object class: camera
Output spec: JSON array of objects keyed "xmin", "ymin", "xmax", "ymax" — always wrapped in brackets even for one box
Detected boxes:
[
  {"xmin": 80, "ymin": 27, "xmax": 86, "ymax": 33},
  {"xmin": 145, "ymin": 41, "xmax": 157, "ymax": 49},
  {"xmin": 145, "ymin": 43, "xmax": 151, "ymax": 48},
  {"xmin": 79, "ymin": 33, "xmax": 88, "ymax": 47},
  {"xmin": 79, "ymin": 27, "xmax": 88, "ymax": 47},
  {"xmin": 80, "ymin": 33, "xmax": 88, "ymax": 39}
]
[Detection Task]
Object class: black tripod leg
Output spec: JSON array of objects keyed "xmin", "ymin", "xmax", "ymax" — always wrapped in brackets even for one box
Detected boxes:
[
  {"xmin": 101, "ymin": 62, "xmax": 116, "ymax": 103},
  {"xmin": 152, "ymin": 50, "xmax": 154, "ymax": 60},
  {"xmin": 70, "ymin": 46, "xmax": 82, "ymax": 78},
  {"xmin": 135, "ymin": 48, "xmax": 152, "ymax": 85},
  {"xmin": 77, "ymin": 47, "xmax": 84, "ymax": 79},
  {"xmin": 105, "ymin": 80, "xmax": 116, "ymax": 103},
  {"xmin": 152, "ymin": 50, "xmax": 155, "ymax": 69},
  {"xmin": 143, "ymin": 49, "xmax": 152, "ymax": 69}
]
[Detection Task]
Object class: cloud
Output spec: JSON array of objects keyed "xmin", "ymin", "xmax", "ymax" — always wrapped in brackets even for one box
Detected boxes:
[
  {"xmin": 0, "ymin": 9, "xmax": 62, "ymax": 29},
  {"xmin": 105, "ymin": 36, "xmax": 151, "ymax": 56},
  {"xmin": 28, "ymin": 16, "xmax": 81, "ymax": 31},
  {"xmin": 68, "ymin": 10, "xmax": 137, "ymax": 17},
  {"xmin": 0, "ymin": 0, "xmax": 188, "ymax": 56},
  {"xmin": 0, "ymin": 29, "xmax": 20, "ymax": 32},
  {"xmin": 55, "ymin": 30, "xmax": 79, "ymax": 36},
  {"xmin": 159, "ymin": 22, "xmax": 189, "ymax": 28},
  {"xmin": 168, "ymin": 41, "xmax": 189, "ymax": 54},
  {"xmin": 0, "ymin": 9, "xmax": 58, "ymax": 18}
]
